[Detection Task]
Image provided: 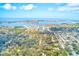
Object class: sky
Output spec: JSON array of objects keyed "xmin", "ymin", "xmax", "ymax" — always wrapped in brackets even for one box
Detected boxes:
[{"xmin": 0, "ymin": 3, "xmax": 79, "ymax": 20}]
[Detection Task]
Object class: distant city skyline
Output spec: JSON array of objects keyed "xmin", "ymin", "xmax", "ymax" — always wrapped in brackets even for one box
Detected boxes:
[{"xmin": 0, "ymin": 3, "xmax": 79, "ymax": 20}]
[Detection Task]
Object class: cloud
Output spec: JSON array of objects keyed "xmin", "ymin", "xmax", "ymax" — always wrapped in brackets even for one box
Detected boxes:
[
  {"xmin": 2, "ymin": 4, "xmax": 36, "ymax": 11},
  {"xmin": 67, "ymin": 3, "xmax": 79, "ymax": 7},
  {"xmin": 12, "ymin": 6, "xmax": 17, "ymax": 10},
  {"xmin": 57, "ymin": 3, "xmax": 79, "ymax": 12},
  {"xmin": 20, "ymin": 4, "xmax": 35, "ymax": 10},
  {"xmin": 3, "ymin": 4, "xmax": 12, "ymax": 10},
  {"xmin": 58, "ymin": 7, "xmax": 79, "ymax": 11},
  {"xmin": 3, "ymin": 4, "xmax": 16, "ymax": 10},
  {"xmin": 48, "ymin": 8, "xmax": 54, "ymax": 11},
  {"xmin": 57, "ymin": 7, "xmax": 65, "ymax": 11}
]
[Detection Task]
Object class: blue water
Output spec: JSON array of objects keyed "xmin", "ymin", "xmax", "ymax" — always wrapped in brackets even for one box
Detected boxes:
[
  {"xmin": 0, "ymin": 18, "xmax": 79, "ymax": 21},
  {"xmin": 0, "ymin": 18, "xmax": 79, "ymax": 27}
]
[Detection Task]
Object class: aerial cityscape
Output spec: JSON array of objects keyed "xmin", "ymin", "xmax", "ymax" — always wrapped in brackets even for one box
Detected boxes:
[{"xmin": 0, "ymin": 3, "xmax": 79, "ymax": 56}]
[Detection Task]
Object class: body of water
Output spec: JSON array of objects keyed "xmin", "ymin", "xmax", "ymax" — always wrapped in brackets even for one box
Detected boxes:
[{"xmin": 0, "ymin": 18, "xmax": 79, "ymax": 27}]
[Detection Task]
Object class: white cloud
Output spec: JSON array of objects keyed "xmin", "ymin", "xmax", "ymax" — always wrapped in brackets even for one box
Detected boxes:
[
  {"xmin": 12, "ymin": 6, "xmax": 17, "ymax": 10},
  {"xmin": 57, "ymin": 7, "xmax": 65, "ymax": 11},
  {"xmin": 2, "ymin": 4, "xmax": 35, "ymax": 11},
  {"xmin": 3, "ymin": 4, "xmax": 12, "ymax": 10},
  {"xmin": 48, "ymin": 8, "xmax": 54, "ymax": 11},
  {"xmin": 3, "ymin": 4, "xmax": 16, "ymax": 10},
  {"xmin": 57, "ymin": 3, "xmax": 79, "ymax": 12},
  {"xmin": 20, "ymin": 4, "xmax": 35, "ymax": 10},
  {"xmin": 67, "ymin": 3, "xmax": 79, "ymax": 7},
  {"xmin": 57, "ymin": 7, "xmax": 79, "ymax": 12}
]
